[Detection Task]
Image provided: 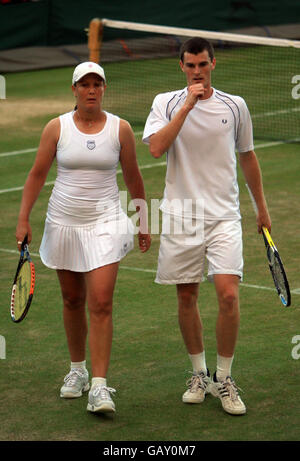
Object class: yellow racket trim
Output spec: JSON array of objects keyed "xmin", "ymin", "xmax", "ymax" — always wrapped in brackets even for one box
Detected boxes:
[{"xmin": 261, "ymin": 226, "xmax": 276, "ymax": 249}]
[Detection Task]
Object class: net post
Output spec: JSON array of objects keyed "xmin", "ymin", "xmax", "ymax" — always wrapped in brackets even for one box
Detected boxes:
[{"xmin": 87, "ymin": 18, "xmax": 104, "ymax": 64}]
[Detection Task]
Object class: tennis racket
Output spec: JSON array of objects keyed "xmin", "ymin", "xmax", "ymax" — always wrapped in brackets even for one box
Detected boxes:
[
  {"xmin": 10, "ymin": 236, "xmax": 35, "ymax": 322},
  {"xmin": 246, "ymin": 184, "xmax": 291, "ymax": 307},
  {"xmin": 260, "ymin": 226, "xmax": 291, "ymax": 306}
]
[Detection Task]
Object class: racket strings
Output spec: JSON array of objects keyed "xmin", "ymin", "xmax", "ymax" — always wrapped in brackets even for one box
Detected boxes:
[
  {"xmin": 13, "ymin": 262, "xmax": 32, "ymax": 320},
  {"xmin": 270, "ymin": 258, "xmax": 289, "ymax": 306},
  {"xmin": 273, "ymin": 261, "xmax": 287, "ymax": 292},
  {"xmin": 267, "ymin": 246, "xmax": 289, "ymax": 299},
  {"xmin": 11, "ymin": 245, "xmax": 36, "ymax": 323}
]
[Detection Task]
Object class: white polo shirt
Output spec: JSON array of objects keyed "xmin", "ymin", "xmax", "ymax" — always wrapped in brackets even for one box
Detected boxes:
[{"xmin": 143, "ymin": 87, "xmax": 254, "ymax": 220}]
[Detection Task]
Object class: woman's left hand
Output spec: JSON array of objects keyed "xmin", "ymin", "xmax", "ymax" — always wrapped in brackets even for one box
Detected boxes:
[{"xmin": 138, "ymin": 232, "xmax": 151, "ymax": 253}]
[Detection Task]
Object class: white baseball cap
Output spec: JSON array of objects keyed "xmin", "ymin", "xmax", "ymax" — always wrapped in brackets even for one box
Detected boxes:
[{"xmin": 72, "ymin": 61, "xmax": 106, "ymax": 85}]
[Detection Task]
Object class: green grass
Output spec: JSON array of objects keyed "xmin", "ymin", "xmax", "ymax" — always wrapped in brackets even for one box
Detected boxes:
[{"xmin": 0, "ymin": 57, "xmax": 300, "ymax": 442}]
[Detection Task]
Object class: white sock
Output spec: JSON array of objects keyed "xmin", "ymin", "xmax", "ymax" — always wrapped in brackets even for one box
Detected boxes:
[
  {"xmin": 91, "ymin": 377, "xmax": 107, "ymax": 389},
  {"xmin": 216, "ymin": 354, "xmax": 234, "ymax": 382},
  {"xmin": 189, "ymin": 352, "xmax": 207, "ymax": 375},
  {"xmin": 71, "ymin": 360, "xmax": 87, "ymax": 371}
]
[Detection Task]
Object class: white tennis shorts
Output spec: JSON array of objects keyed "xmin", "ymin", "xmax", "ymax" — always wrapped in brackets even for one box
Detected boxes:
[{"xmin": 155, "ymin": 214, "xmax": 243, "ymax": 284}]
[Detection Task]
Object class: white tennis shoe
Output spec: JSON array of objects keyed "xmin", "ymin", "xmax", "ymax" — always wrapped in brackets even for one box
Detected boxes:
[
  {"xmin": 60, "ymin": 368, "xmax": 89, "ymax": 398},
  {"xmin": 210, "ymin": 373, "xmax": 246, "ymax": 415},
  {"xmin": 182, "ymin": 370, "xmax": 211, "ymax": 404},
  {"xmin": 87, "ymin": 385, "xmax": 116, "ymax": 413}
]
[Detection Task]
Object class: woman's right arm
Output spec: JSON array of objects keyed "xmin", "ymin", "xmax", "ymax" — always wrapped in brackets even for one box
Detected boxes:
[{"xmin": 16, "ymin": 117, "xmax": 60, "ymax": 248}]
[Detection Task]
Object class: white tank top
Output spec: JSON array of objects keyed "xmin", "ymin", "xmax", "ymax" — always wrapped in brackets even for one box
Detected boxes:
[{"xmin": 46, "ymin": 110, "xmax": 123, "ymax": 226}]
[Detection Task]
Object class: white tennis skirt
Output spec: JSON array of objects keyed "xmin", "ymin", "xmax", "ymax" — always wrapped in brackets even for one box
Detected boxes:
[{"xmin": 39, "ymin": 214, "xmax": 135, "ymax": 272}]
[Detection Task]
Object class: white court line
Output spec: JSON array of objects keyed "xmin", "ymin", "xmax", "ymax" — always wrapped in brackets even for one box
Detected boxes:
[
  {"xmin": 0, "ymin": 147, "xmax": 37, "ymax": 158},
  {"xmin": 0, "ymin": 136, "xmax": 299, "ymax": 195},
  {"xmin": 120, "ymin": 265, "xmax": 156, "ymax": 274},
  {"xmin": 0, "ymin": 127, "xmax": 299, "ymax": 158},
  {"xmin": 0, "ymin": 162, "xmax": 167, "ymax": 195},
  {"xmin": 0, "ymin": 131, "xmax": 145, "ymax": 158},
  {"xmin": 252, "ymin": 107, "xmax": 300, "ymax": 119},
  {"xmin": 254, "ymin": 138, "xmax": 300, "ymax": 149},
  {"xmin": 0, "ymin": 180, "xmax": 57, "ymax": 195},
  {"xmin": 0, "ymin": 248, "xmax": 40, "ymax": 258},
  {"xmin": 1, "ymin": 247, "xmax": 299, "ymax": 296}
]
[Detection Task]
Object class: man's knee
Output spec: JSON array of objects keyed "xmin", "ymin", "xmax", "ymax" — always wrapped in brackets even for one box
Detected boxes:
[
  {"xmin": 218, "ymin": 287, "xmax": 239, "ymax": 316},
  {"xmin": 177, "ymin": 284, "xmax": 199, "ymax": 310}
]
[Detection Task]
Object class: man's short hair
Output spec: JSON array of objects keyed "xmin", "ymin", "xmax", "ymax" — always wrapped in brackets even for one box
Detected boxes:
[{"xmin": 180, "ymin": 37, "xmax": 214, "ymax": 62}]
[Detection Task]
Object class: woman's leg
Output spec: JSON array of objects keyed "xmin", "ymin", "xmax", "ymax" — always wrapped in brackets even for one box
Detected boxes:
[
  {"xmin": 84, "ymin": 262, "xmax": 119, "ymax": 378},
  {"xmin": 57, "ymin": 270, "xmax": 87, "ymax": 362}
]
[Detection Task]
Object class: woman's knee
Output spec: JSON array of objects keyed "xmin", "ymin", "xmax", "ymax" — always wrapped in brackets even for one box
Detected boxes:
[
  {"xmin": 88, "ymin": 296, "xmax": 113, "ymax": 318},
  {"xmin": 62, "ymin": 290, "xmax": 86, "ymax": 311}
]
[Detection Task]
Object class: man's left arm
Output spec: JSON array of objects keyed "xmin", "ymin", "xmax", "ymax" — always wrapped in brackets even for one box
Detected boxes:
[{"xmin": 239, "ymin": 150, "xmax": 271, "ymax": 233}]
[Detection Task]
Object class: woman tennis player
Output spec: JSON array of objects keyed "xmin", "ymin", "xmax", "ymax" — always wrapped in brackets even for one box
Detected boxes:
[{"xmin": 15, "ymin": 62, "xmax": 151, "ymax": 414}]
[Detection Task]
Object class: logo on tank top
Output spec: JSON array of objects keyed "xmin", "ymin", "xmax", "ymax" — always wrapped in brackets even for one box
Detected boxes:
[
  {"xmin": 87, "ymin": 140, "xmax": 96, "ymax": 150},
  {"xmin": 222, "ymin": 119, "xmax": 228, "ymax": 124}
]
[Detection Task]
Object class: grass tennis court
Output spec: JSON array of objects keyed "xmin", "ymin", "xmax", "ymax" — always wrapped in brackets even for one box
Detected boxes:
[{"xmin": 0, "ymin": 60, "xmax": 299, "ymax": 442}]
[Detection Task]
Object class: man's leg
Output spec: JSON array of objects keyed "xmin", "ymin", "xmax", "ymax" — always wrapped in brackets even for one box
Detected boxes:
[
  {"xmin": 177, "ymin": 283, "xmax": 211, "ymax": 403},
  {"xmin": 214, "ymin": 274, "xmax": 240, "ymax": 367},
  {"xmin": 177, "ymin": 283, "xmax": 203, "ymax": 355},
  {"xmin": 210, "ymin": 274, "xmax": 246, "ymax": 415}
]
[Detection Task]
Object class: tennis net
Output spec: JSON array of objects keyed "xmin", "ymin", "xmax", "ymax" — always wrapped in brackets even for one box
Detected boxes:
[{"xmin": 88, "ymin": 18, "xmax": 300, "ymax": 141}]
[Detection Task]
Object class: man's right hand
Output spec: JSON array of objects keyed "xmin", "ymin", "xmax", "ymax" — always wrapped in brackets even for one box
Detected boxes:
[{"xmin": 185, "ymin": 83, "xmax": 205, "ymax": 109}]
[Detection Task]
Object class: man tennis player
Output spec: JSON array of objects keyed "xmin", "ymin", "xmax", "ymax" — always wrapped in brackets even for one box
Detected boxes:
[{"xmin": 143, "ymin": 37, "xmax": 271, "ymax": 415}]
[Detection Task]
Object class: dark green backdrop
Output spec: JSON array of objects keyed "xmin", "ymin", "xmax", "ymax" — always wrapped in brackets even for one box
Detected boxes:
[{"xmin": 0, "ymin": 0, "xmax": 300, "ymax": 51}]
